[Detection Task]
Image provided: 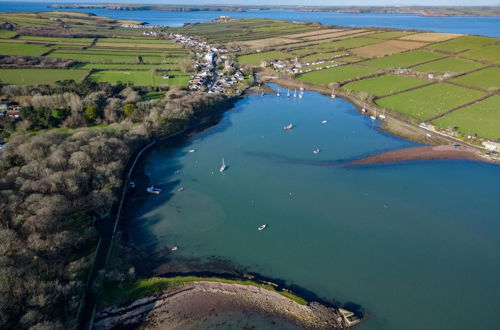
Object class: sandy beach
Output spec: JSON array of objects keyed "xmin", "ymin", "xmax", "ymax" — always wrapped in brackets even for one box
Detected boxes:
[{"xmin": 94, "ymin": 281, "xmax": 353, "ymax": 329}]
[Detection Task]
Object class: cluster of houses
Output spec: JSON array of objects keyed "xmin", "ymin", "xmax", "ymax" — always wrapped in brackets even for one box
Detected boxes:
[
  {"xmin": 264, "ymin": 53, "xmax": 351, "ymax": 75},
  {"xmin": 0, "ymin": 103, "xmax": 21, "ymax": 119},
  {"xmin": 169, "ymin": 33, "xmax": 245, "ymax": 94}
]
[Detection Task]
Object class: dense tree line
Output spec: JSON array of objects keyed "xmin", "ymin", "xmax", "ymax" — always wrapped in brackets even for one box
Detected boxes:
[{"xmin": 0, "ymin": 79, "xmax": 230, "ymax": 329}]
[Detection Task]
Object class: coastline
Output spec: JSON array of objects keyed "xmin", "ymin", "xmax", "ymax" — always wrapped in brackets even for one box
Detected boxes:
[
  {"xmin": 260, "ymin": 74, "xmax": 499, "ymax": 165},
  {"xmin": 94, "ymin": 281, "xmax": 356, "ymax": 329}
]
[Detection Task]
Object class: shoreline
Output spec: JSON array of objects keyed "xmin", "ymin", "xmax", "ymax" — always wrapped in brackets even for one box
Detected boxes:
[
  {"xmin": 261, "ymin": 75, "xmax": 499, "ymax": 165},
  {"xmin": 94, "ymin": 281, "xmax": 357, "ymax": 329}
]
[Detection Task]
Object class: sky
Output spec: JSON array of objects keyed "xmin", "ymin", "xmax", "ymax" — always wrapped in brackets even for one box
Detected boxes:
[{"xmin": 6, "ymin": 0, "xmax": 500, "ymax": 5}]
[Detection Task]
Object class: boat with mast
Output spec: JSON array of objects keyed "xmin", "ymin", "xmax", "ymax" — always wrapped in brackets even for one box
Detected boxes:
[
  {"xmin": 331, "ymin": 88, "xmax": 336, "ymax": 99},
  {"xmin": 276, "ymin": 88, "xmax": 281, "ymax": 97},
  {"xmin": 219, "ymin": 158, "xmax": 227, "ymax": 172},
  {"xmin": 287, "ymin": 88, "xmax": 290, "ymax": 97},
  {"xmin": 293, "ymin": 89, "xmax": 297, "ymax": 98}
]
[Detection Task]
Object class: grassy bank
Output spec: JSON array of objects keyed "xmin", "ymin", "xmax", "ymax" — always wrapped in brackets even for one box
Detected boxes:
[{"xmin": 100, "ymin": 276, "xmax": 308, "ymax": 307}]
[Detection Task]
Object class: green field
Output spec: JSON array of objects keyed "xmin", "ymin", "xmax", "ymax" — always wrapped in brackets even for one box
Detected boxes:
[
  {"xmin": 361, "ymin": 50, "xmax": 445, "ymax": 69},
  {"xmin": 461, "ymin": 44, "xmax": 500, "ymax": 64},
  {"xmin": 50, "ymin": 51, "xmax": 141, "ymax": 63},
  {"xmin": 343, "ymin": 75, "xmax": 428, "ymax": 96},
  {"xmin": 238, "ymin": 51, "xmax": 291, "ymax": 66},
  {"xmin": 316, "ymin": 37, "xmax": 381, "ymax": 51},
  {"xmin": 297, "ymin": 65, "xmax": 376, "ymax": 85},
  {"xmin": 369, "ymin": 31, "xmax": 415, "ymax": 39},
  {"xmin": 80, "ymin": 63, "xmax": 178, "ymax": 70},
  {"xmin": 89, "ymin": 70, "xmax": 189, "ymax": 87},
  {"xmin": 433, "ymin": 95, "xmax": 500, "ymax": 140},
  {"xmin": 0, "ymin": 69, "xmax": 86, "ymax": 85},
  {"xmin": 427, "ymin": 36, "xmax": 497, "ymax": 53},
  {"xmin": 0, "ymin": 30, "xmax": 16, "ymax": 38},
  {"xmin": 412, "ymin": 57, "xmax": 484, "ymax": 74},
  {"xmin": 451, "ymin": 67, "xmax": 500, "ymax": 90},
  {"xmin": 96, "ymin": 38, "xmax": 179, "ymax": 45},
  {"xmin": 0, "ymin": 42, "xmax": 49, "ymax": 56},
  {"xmin": 376, "ymin": 83, "xmax": 485, "ymax": 120}
]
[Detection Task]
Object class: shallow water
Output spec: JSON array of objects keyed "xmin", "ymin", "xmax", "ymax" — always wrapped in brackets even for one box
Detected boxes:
[
  {"xmin": 126, "ymin": 86, "xmax": 500, "ymax": 330},
  {"xmin": 1, "ymin": 3, "xmax": 500, "ymax": 37}
]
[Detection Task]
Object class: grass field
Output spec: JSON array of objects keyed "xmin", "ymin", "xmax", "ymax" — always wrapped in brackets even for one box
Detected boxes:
[
  {"xmin": 238, "ymin": 51, "xmax": 291, "ymax": 65},
  {"xmin": 461, "ymin": 44, "xmax": 500, "ymax": 64},
  {"xmin": 412, "ymin": 58, "xmax": 484, "ymax": 74},
  {"xmin": 399, "ymin": 32, "xmax": 461, "ymax": 42},
  {"xmin": 0, "ymin": 42, "xmax": 49, "ymax": 56},
  {"xmin": 451, "ymin": 67, "xmax": 500, "ymax": 90},
  {"xmin": 433, "ymin": 95, "xmax": 500, "ymax": 140},
  {"xmin": 368, "ymin": 31, "xmax": 414, "ymax": 39},
  {"xmin": 376, "ymin": 83, "xmax": 485, "ymax": 120},
  {"xmin": 80, "ymin": 63, "xmax": 178, "ymax": 70},
  {"xmin": 50, "ymin": 51, "xmax": 141, "ymax": 63},
  {"xmin": 343, "ymin": 75, "xmax": 428, "ymax": 96},
  {"xmin": 89, "ymin": 70, "xmax": 189, "ymax": 86},
  {"xmin": 0, "ymin": 69, "xmax": 86, "ymax": 85},
  {"xmin": 352, "ymin": 40, "xmax": 426, "ymax": 58},
  {"xmin": 0, "ymin": 30, "xmax": 16, "ymax": 38},
  {"xmin": 427, "ymin": 36, "xmax": 497, "ymax": 53},
  {"xmin": 297, "ymin": 65, "xmax": 376, "ymax": 85},
  {"xmin": 361, "ymin": 50, "xmax": 445, "ymax": 69},
  {"xmin": 316, "ymin": 37, "xmax": 381, "ymax": 51}
]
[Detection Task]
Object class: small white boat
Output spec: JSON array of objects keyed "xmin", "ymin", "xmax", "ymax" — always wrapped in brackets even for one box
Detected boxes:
[
  {"xmin": 146, "ymin": 186, "xmax": 162, "ymax": 194},
  {"xmin": 361, "ymin": 108, "xmax": 367, "ymax": 113},
  {"xmin": 188, "ymin": 149, "xmax": 196, "ymax": 153},
  {"xmin": 171, "ymin": 246, "xmax": 178, "ymax": 251},
  {"xmin": 276, "ymin": 88, "xmax": 281, "ymax": 97},
  {"xmin": 370, "ymin": 115, "xmax": 376, "ymax": 120},
  {"xmin": 287, "ymin": 88, "xmax": 290, "ymax": 97},
  {"xmin": 258, "ymin": 224, "xmax": 267, "ymax": 231},
  {"xmin": 379, "ymin": 114, "xmax": 386, "ymax": 120},
  {"xmin": 299, "ymin": 93, "xmax": 303, "ymax": 99},
  {"xmin": 129, "ymin": 181, "xmax": 136, "ymax": 188},
  {"xmin": 313, "ymin": 148, "xmax": 321, "ymax": 154},
  {"xmin": 331, "ymin": 94, "xmax": 336, "ymax": 99},
  {"xmin": 219, "ymin": 158, "xmax": 227, "ymax": 172},
  {"xmin": 178, "ymin": 186, "xmax": 184, "ymax": 192},
  {"xmin": 293, "ymin": 89, "xmax": 297, "ymax": 98},
  {"xmin": 283, "ymin": 123, "xmax": 294, "ymax": 130},
  {"xmin": 321, "ymin": 120, "xmax": 327, "ymax": 124}
]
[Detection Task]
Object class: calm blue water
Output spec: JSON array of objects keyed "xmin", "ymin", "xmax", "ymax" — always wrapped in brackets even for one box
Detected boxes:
[
  {"xmin": 126, "ymin": 86, "xmax": 500, "ymax": 330},
  {"xmin": 0, "ymin": 2, "xmax": 499, "ymax": 37}
]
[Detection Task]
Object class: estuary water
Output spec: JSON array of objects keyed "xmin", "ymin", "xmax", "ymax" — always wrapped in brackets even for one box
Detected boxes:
[
  {"xmin": 1, "ymin": 2, "xmax": 500, "ymax": 37},
  {"xmin": 126, "ymin": 86, "xmax": 500, "ymax": 330}
]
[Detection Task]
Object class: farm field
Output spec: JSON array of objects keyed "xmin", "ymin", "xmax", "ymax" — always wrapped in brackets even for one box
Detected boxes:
[
  {"xmin": 238, "ymin": 51, "xmax": 291, "ymax": 66},
  {"xmin": 89, "ymin": 70, "xmax": 189, "ymax": 87},
  {"xmin": 361, "ymin": 50, "xmax": 445, "ymax": 69},
  {"xmin": 427, "ymin": 35, "xmax": 497, "ymax": 53},
  {"xmin": 0, "ymin": 69, "xmax": 86, "ymax": 85},
  {"xmin": 412, "ymin": 57, "xmax": 484, "ymax": 74},
  {"xmin": 351, "ymin": 40, "xmax": 427, "ymax": 58},
  {"xmin": 368, "ymin": 31, "xmax": 415, "ymax": 39},
  {"xmin": 49, "ymin": 52, "xmax": 143, "ymax": 63},
  {"xmin": 80, "ymin": 63, "xmax": 178, "ymax": 70},
  {"xmin": 432, "ymin": 95, "xmax": 500, "ymax": 140},
  {"xmin": 376, "ymin": 83, "xmax": 485, "ymax": 120},
  {"xmin": 398, "ymin": 32, "xmax": 461, "ymax": 42},
  {"xmin": 451, "ymin": 67, "xmax": 500, "ymax": 90},
  {"xmin": 315, "ymin": 37, "xmax": 381, "ymax": 51},
  {"xmin": 0, "ymin": 42, "xmax": 49, "ymax": 56},
  {"xmin": 461, "ymin": 44, "xmax": 500, "ymax": 64},
  {"xmin": 342, "ymin": 75, "xmax": 429, "ymax": 97},
  {"xmin": 297, "ymin": 65, "xmax": 375, "ymax": 85},
  {"xmin": 0, "ymin": 30, "xmax": 16, "ymax": 38}
]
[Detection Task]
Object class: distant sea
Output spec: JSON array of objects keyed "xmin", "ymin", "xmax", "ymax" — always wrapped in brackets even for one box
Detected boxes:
[{"xmin": 0, "ymin": 2, "xmax": 499, "ymax": 37}]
